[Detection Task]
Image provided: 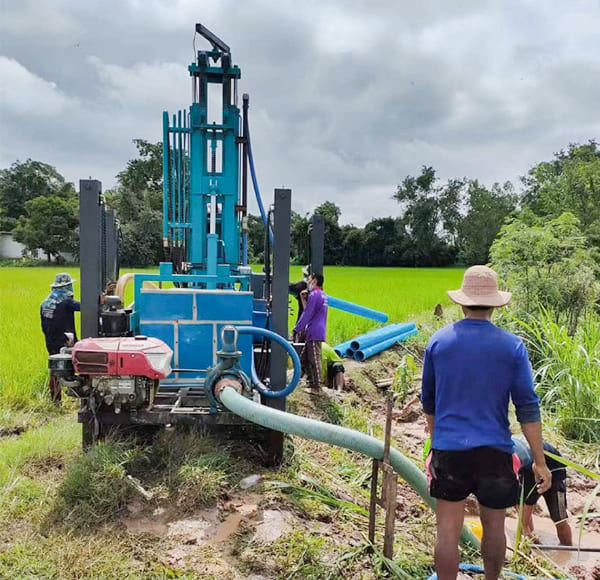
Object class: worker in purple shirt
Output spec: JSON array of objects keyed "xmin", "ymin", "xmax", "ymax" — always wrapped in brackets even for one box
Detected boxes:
[
  {"xmin": 421, "ymin": 266, "xmax": 551, "ymax": 580},
  {"xmin": 293, "ymin": 273, "xmax": 328, "ymax": 393}
]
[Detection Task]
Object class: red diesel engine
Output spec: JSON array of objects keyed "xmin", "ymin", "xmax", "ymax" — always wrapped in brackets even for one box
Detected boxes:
[{"xmin": 50, "ymin": 336, "xmax": 172, "ymax": 414}]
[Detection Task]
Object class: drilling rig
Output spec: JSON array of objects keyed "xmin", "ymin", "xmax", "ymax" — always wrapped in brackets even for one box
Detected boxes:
[{"xmin": 49, "ymin": 23, "xmax": 313, "ymax": 464}]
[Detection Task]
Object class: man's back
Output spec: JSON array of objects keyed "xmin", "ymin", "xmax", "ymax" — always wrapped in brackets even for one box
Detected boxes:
[
  {"xmin": 41, "ymin": 298, "xmax": 80, "ymax": 352},
  {"xmin": 421, "ymin": 319, "xmax": 539, "ymax": 453},
  {"xmin": 298, "ymin": 287, "xmax": 327, "ymax": 341}
]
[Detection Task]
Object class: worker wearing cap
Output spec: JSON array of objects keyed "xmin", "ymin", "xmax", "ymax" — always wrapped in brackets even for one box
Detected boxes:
[
  {"xmin": 41, "ymin": 272, "xmax": 80, "ymax": 402},
  {"xmin": 421, "ymin": 265, "xmax": 551, "ymax": 580},
  {"xmin": 513, "ymin": 435, "xmax": 572, "ymax": 546},
  {"xmin": 293, "ymin": 272, "xmax": 327, "ymax": 393}
]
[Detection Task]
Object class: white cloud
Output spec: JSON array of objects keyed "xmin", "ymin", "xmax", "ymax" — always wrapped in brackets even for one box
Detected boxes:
[
  {"xmin": 0, "ymin": 57, "xmax": 72, "ymax": 117},
  {"xmin": 0, "ymin": 0, "xmax": 599, "ymax": 225}
]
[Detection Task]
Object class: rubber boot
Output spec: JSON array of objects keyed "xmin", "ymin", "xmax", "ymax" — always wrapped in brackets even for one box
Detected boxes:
[{"xmin": 49, "ymin": 375, "xmax": 62, "ymax": 405}]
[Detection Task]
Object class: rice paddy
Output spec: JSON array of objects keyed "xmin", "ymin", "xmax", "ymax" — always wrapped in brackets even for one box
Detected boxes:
[{"xmin": 0, "ymin": 265, "xmax": 464, "ymax": 408}]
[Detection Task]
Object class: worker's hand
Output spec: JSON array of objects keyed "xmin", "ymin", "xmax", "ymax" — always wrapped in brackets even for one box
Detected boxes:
[{"xmin": 532, "ymin": 462, "xmax": 552, "ymax": 494}]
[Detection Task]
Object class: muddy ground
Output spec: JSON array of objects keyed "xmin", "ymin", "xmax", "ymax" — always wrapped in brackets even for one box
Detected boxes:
[
  {"xmin": 2, "ymin": 348, "xmax": 599, "ymax": 579},
  {"xmin": 115, "ymin": 350, "xmax": 599, "ymax": 579}
]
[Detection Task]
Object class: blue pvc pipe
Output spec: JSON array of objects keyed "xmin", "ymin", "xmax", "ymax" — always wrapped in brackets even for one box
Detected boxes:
[
  {"xmin": 348, "ymin": 323, "xmax": 411, "ymax": 350},
  {"xmin": 236, "ymin": 326, "xmax": 300, "ymax": 398},
  {"xmin": 350, "ymin": 322, "xmax": 416, "ymax": 351},
  {"xmin": 328, "ymin": 296, "xmax": 389, "ymax": 323},
  {"xmin": 333, "ymin": 339, "xmax": 354, "ymax": 358},
  {"xmin": 354, "ymin": 328, "xmax": 418, "ymax": 361}
]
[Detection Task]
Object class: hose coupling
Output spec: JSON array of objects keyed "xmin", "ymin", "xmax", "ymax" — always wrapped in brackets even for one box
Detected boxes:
[{"xmin": 213, "ymin": 377, "xmax": 244, "ymax": 399}]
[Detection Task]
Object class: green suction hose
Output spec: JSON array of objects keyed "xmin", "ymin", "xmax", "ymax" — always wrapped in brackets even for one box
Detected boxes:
[{"xmin": 218, "ymin": 386, "xmax": 480, "ymax": 550}]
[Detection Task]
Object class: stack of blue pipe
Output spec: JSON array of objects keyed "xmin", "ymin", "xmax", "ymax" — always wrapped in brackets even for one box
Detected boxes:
[{"xmin": 333, "ymin": 322, "xmax": 417, "ymax": 362}]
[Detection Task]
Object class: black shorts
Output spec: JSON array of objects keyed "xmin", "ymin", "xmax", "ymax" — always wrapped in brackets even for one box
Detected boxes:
[
  {"xmin": 327, "ymin": 362, "xmax": 345, "ymax": 386},
  {"xmin": 521, "ymin": 470, "xmax": 568, "ymax": 522},
  {"xmin": 428, "ymin": 447, "xmax": 520, "ymax": 509}
]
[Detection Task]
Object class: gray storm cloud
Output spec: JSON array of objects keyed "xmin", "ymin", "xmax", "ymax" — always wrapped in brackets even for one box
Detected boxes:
[{"xmin": 1, "ymin": 0, "xmax": 599, "ymax": 225}]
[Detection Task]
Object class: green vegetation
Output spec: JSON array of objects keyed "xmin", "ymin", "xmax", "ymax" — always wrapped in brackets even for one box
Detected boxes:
[
  {"xmin": 0, "ymin": 266, "xmax": 81, "ymax": 411},
  {"xmin": 1, "ymin": 137, "xmax": 599, "ymax": 576},
  {"xmin": 0, "ymin": 264, "xmax": 463, "ymax": 415},
  {"xmin": 512, "ymin": 311, "xmax": 600, "ymax": 445},
  {"xmin": 491, "ymin": 212, "xmax": 599, "ymax": 333}
]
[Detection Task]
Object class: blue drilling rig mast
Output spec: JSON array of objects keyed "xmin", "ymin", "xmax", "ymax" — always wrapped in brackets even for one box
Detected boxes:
[{"xmin": 162, "ymin": 23, "xmax": 244, "ymax": 280}]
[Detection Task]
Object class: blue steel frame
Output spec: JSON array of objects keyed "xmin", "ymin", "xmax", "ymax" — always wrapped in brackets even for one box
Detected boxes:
[
  {"xmin": 132, "ymin": 31, "xmax": 255, "ymax": 391},
  {"xmin": 162, "ymin": 45, "xmax": 242, "ymax": 285}
]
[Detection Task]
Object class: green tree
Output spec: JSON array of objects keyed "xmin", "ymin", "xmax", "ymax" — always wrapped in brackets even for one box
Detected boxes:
[
  {"xmin": 362, "ymin": 217, "xmax": 406, "ymax": 266},
  {"xmin": 490, "ymin": 212, "xmax": 598, "ymax": 333},
  {"xmin": 394, "ymin": 166, "xmax": 460, "ymax": 266},
  {"xmin": 111, "ymin": 140, "xmax": 164, "ymax": 266},
  {"xmin": 522, "ymin": 141, "xmax": 600, "ymax": 244},
  {"xmin": 13, "ymin": 195, "xmax": 79, "ymax": 262},
  {"xmin": 290, "ymin": 211, "xmax": 310, "ymax": 265},
  {"xmin": 340, "ymin": 225, "xmax": 364, "ymax": 265},
  {"xmin": 457, "ymin": 180, "xmax": 518, "ymax": 265},
  {"xmin": 0, "ymin": 159, "xmax": 76, "ymax": 228},
  {"xmin": 246, "ymin": 214, "xmax": 266, "ymax": 263}
]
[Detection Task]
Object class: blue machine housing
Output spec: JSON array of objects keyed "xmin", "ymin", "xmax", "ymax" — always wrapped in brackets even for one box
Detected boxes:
[{"xmin": 129, "ymin": 28, "xmax": 264, "ymax": 396}]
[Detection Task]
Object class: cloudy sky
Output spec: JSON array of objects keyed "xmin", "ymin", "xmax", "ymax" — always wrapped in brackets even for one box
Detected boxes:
[{"xmin": 1, "ymin": 0, "xmax": 599, "ymax": 225}]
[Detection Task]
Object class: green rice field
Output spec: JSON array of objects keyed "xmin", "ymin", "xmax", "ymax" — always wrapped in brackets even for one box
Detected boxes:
[{"xmin": 0, "ymin": 266, "xmax": 464, "ymax": 408}]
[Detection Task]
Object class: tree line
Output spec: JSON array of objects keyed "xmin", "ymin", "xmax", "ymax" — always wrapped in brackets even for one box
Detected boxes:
[{"xmin": 1, "ymin": 141, "xmax": 598, "ymax": 272}]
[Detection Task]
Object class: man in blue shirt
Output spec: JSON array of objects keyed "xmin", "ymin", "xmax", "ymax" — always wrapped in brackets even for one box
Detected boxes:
[{"xmin": 421, "ymin": 265, "xmax": 551, "ymax": 580}]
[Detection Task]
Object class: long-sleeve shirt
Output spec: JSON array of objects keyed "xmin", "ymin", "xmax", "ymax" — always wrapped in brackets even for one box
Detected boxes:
[
  {"xmin": 421, "ymin": 319, "xmax": 540, "ymax": 454},
  {"xmin": 293, "ymin": 287, "xmax": 327, "ymax": 342},
  {"xmin": 41, "ymin": 298, "xmax": 80, "ymax": 354}
]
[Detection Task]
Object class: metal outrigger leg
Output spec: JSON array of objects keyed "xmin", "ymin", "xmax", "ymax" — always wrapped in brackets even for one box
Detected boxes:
[{"xmin": 368, "ymin": 393, "xmax": 398, "ymax": 559}]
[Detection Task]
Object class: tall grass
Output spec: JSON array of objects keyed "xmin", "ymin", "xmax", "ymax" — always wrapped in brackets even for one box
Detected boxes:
[
  {"xmin": 0, "ymin": 267, "xmax": 81, "ymax": 408},
  {"xmin": 513, "ymin": 310, "xmax": 600, "ymax": 443}
]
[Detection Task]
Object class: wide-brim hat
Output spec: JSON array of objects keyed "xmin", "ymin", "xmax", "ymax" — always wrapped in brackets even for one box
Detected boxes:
[
  {"xmin": 51, "ymin": 272, "xmax": 77, "ymax": 288},
  {"xmin": 447, "ymin": 265, "xmax": 511, "ymax": 307}
]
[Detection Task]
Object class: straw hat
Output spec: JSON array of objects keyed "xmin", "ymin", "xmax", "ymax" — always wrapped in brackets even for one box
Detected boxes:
[
  {"xmin": 51, "ymin": 272, "xmax": 77, "ymax": 288},
  {"xmin": 447, "ymin": 265, "xmax": 511, "ymax": 307}
]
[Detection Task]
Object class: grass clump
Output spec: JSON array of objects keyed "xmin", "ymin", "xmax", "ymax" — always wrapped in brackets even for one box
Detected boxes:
[
  {"xmin": 0, "ymin": 530, "xmax": 190, "ymax": 579},
  {"xmin": 312, "ymin": 396, "xmax": 344, "ymax": 425},
  {"xmin": 176, "ymin": 454, "xmax": 230, "ymax": 510},
  {"xmin": 0, "ymin": 414, "xmax": 80, "ymax": 525},
  {"xmin": 238, "ymin": 529, "xmax": 334, "ymax": 579},
  {"xmin": 51, "ymin": 440, "xmax": 146, "ymax": 530},
  {"xmin": 513, "ymin": 310, "xmax": 600, "ymax": 443}
]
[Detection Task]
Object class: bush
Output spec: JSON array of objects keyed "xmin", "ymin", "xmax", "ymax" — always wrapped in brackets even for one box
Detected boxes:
[
  {"xmin": 0, "ymin": 257, "xmax": 49, "ymax": 267},
  {"xmin": 491, "ymin": 212, "xmax": 599, "ymax": 333}
]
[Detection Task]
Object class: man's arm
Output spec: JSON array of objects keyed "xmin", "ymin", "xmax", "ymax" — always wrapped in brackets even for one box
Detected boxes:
[
  {"xmin": 520, "ymin": 421, "xmax": 551, "ymax": 494},
  {"xmin": 512, "ymin": 341, "xmax": 551, "ymax": 493},
  {"xmin": 421, "ymin": 344, "xmax": 436, "ymax": 435},
  {"xmin": 425, "ymin": 413, "xmax": 435, "ymax": 436}
]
